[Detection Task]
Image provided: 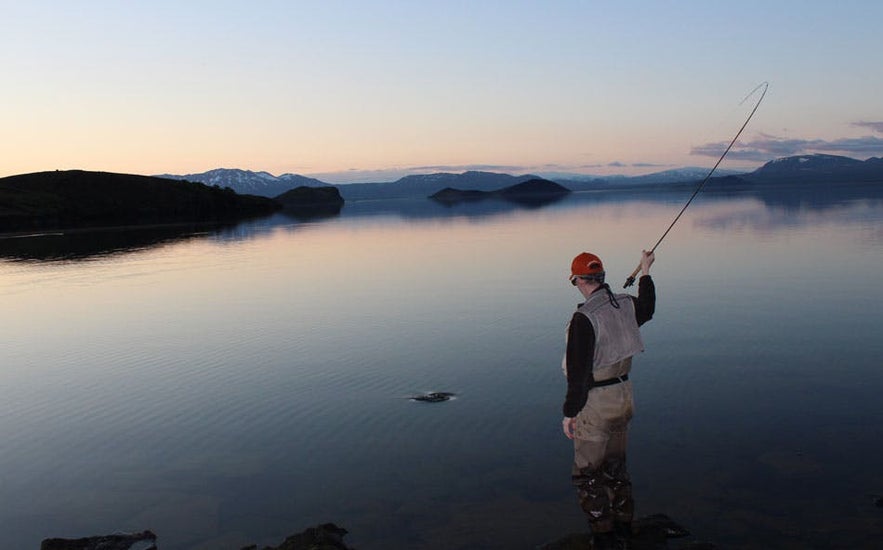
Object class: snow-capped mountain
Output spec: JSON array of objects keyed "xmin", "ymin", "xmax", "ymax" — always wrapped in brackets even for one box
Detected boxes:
[
  {"xmin": 156, "ymin": 168, "xmax": 328, "ymax": 198},
  {"xmin": 751, "ymin": 154, "xmax": 863, "ymax": 176},
  {"xmin": 747, "ymin": 154, "xmax": 883, "ymax": 183}
]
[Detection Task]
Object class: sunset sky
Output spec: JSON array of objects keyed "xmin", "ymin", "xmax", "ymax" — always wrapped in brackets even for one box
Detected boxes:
[{"xmin": 3, "ymin": 0, "xmax": 882, "ymax": 183}]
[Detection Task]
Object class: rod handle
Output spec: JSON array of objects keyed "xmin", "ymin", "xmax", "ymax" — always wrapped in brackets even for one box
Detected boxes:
[{"xmin": 623, "ymin": 263, "xmax": 641, "ymax": 288}]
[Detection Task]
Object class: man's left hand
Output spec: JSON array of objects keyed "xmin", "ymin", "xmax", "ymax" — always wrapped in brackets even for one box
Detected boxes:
[{"xmin": 562, "ymin": 417, "xmax": 576, "ymax": 439}]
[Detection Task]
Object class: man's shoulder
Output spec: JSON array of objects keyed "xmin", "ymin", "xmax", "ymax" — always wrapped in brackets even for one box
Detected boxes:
[{"xmin": 570, "ymin": 310, "xmax": 593, "ymax": 329}]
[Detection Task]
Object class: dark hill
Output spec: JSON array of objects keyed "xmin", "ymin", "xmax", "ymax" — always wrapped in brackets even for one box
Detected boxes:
[
  {"xmin": 430, "ymin": 177, "xmax": 570, "ymax": 205},
  {"xmin": 0, "ymin": 170, "xmax": 280, "ymax": 231},
  {"xmin": 428, "ymin": 187, "xmax": 488, "ymax": 203},
  {"xmin": 274, "ymin": 185, "xmax": 344, "ymax": 219},
  {"xmin": 497, "ymin": 178, "xmax": 571, "ymax": 197}
]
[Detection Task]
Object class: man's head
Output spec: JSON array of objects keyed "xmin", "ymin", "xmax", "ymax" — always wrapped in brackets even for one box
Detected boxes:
[{"xmin": 570, "ymin": 252, "xmax": 605, "ymax": 286}]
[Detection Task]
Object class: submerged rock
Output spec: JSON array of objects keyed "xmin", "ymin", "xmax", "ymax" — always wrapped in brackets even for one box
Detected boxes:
[
  {"xmin": 410, "ymin": 391, "xmax": 456, "ymax": 402},
  {"xmin": 40, "ymin": 524, "xmax": 353, "ymax": 550},
  {"xmin": 242, "ymin": 523, "xmax": 352, "ymax": 550},
  {"xmin": 41, "ymin": 530, "xmax": 157, "ymax": 550},
  {"xmin": 38, "ymin": 515, "xmax": 707, "ymax": 549},
  {"xmin": 538, "ymin": 514, "xmax": 712, "ymax": 549}
]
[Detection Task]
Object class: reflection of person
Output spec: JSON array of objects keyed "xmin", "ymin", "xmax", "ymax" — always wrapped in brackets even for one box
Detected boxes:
[{"xmin": 562, "ymin": 250, "xmax": 655, "ymax": 549}]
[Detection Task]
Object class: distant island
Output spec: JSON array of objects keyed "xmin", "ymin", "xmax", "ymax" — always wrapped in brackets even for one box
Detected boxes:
[
  {"xmin": 430, "ymin": 177, "xmax": 571, "ymax": 205},
  {"xmin": 0, "ymin": 170, "xmax": 281, "ymax": 232},
  {"xmin": 275, "ymin": 185, "xmax": 344, "ymax": 218}
]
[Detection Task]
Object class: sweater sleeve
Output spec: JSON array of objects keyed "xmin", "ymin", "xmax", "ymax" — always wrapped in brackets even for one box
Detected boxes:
[
  {"xmin": 562, "ymin": 312, "xmax": 595, "ymax": 418},
  {"xmin": 634, "ymin": 275, "xmax": 655, "ymax": 326}
]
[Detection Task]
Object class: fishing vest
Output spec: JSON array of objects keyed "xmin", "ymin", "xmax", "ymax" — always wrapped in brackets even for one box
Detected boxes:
[{"xmin": 575, "ymin": 286, "xmax": 644, "ymax": 380}]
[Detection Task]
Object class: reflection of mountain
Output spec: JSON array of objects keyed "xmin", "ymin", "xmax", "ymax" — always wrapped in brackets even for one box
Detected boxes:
[
  {"xmin": 5, "ymin": 177, "xmax": 881, "ymax": 261},
  {"xmin": 740, "ymin": 156, "xmax": 883, "ymax": 211},
  {"xmin": 0, "ymin": 223, "xmax": 229, "ymax": 262},
  {"xmin": 699, "ymin": 154, "xmax": 883, "ymax": 205},
  {"xmin": 341, "ymin": 190, "xmax": 577, "ymax": 221},
  {"xmin": 705, "ymin": 176, "xmax": 883, "ymax": 211},
  {"xmin": 692, "ymin": 195, "xmax": 883, "ymax": 238},
  {"xmin": 336, "ymin": 179, "xmax": 883, "ymax": 230},
  {"xmin": 678, "ymin": 160, "xmax": 883, "ymax": 235}
]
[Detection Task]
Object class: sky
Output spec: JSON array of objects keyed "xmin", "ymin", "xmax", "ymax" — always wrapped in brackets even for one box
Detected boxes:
[{"xmin": 3, "ymin": 0, "xmax": 882, "ymax": 183}]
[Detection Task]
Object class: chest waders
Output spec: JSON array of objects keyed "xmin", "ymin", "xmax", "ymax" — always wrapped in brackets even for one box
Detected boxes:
[{"xmin": 570, "ymin": 287, "xmax": 643, "ymax": 540}]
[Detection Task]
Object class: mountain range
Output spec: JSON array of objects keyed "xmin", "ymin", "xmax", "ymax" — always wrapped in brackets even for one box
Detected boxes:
[
  {"xmin": 740, "ymin": 154, "xmax": 883, "ymax": 183},
  {"xmin": 155, "ymin": 168, "xmax": 326, "ymax": 198},
  {"xmin": 156, "ymin": 154, "xmax": 883, "ymax": 201},
  {"xmin": 2, "ymin": 155, "xmax": 880, "ymax": 234}
]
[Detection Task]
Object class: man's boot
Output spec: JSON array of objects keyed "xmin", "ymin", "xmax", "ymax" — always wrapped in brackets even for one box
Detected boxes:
[
  {"xmin": 591, "ymin": 530, "xmax": 620, "ymax": 549},
  {"xmin": 614, "ymin": 520, "xmax": 632, "ymax": 538},
  {"xmin": 604, "ymin": 458, "xmax": 634, "ymax": 534},
  {"xmin": 576, "ymin": 469, "xmax": 612, "ymax": 532}
]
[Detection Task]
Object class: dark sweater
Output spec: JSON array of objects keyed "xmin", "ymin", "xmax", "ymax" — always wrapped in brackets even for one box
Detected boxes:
[{"xmin": 562, "ymin": 276, "xmax": 655, "ymax": 418}]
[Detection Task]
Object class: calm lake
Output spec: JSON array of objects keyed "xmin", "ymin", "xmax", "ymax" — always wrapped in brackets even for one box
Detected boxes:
[{"xmin": 2, "ymin": 183, "xmax": 882, "ymax": 549}]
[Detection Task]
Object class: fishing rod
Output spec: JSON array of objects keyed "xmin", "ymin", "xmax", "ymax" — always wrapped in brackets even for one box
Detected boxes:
[{"xmin": 623, "ymin": 81, "xmax": 769, "ymax": 288}]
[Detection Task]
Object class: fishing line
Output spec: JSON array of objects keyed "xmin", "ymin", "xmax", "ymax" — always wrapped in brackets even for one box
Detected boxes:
[{"xmin": 623, "ymin": 81, "xmax": 769, "ymax": 288}]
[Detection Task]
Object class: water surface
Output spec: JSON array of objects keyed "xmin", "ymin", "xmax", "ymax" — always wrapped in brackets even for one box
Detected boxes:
[{"xmin": 2, "ymin": 184, "xmax": 882, "ymax": 549}]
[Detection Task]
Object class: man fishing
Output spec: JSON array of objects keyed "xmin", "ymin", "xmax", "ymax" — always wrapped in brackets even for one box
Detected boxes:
[{"xmin": 562, "ymin": 250, "xmax": 655, "ymax": 549}]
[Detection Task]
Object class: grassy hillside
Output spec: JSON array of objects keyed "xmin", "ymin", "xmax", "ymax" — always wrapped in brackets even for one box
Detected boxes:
[{"xmin": 0, "ymin": 170, "xmax": 281, "ymax": 231}]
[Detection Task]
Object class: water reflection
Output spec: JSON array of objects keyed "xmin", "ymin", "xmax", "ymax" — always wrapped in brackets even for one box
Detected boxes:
[
  {"xmin": 3, "ymin": 182, "xmax": 880, "ymax": 263},
  {"xmin": 1, "ymin": 183, "xmax": 882, "ymax": 549},
  {"xmin": 430, "ymin": 191, "xmax": 570, "ymax": 209},
  {"xmin": 692, "ymin": 198, "xmax": 883, "ymax": 237},
  {"xmin": 728, "ymin": 179, "xmax": 883, "ymax": 210},
  {"xmin": 278, "ymin": 202, "xmax": 343, "ymax": 221},
  {"xmin": 0, "ymin": 224, "xmax": 226, "ymax": 262}
]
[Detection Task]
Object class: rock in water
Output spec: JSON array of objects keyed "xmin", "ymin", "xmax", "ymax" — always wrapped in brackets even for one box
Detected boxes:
[
  {"xmin": 538, "ymin": 513, "xmax": 712, "ymax": 549},
  {"xmin": 41, "ymin": 530, "xmax": 157, "ymax": 550},
  {"xmin": 241, "ymin": 523, "xmax": 352, "ymax": 550},
  {"xmin": 410, "ymin": 391, "xmax": 455, "ymax": 402}
]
